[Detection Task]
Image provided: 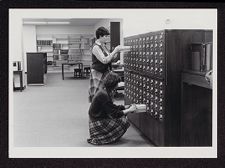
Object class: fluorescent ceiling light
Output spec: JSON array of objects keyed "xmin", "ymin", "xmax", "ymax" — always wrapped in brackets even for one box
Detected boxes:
[
  {"xmin": 23, "ymin": 21, "xmax": 70, "ymax": 25},
  {"xmin": 23, "ymin": 21, "xmax": 46, "ymax": 25},
  {"xmin": 47, "ymin": 22, "xmax": 70, "ymax": 24}
]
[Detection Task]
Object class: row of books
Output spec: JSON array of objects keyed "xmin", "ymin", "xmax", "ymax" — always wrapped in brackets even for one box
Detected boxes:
[{"xmin": 37, "ymin": 40, "xmax": 52, "ymax": 46}]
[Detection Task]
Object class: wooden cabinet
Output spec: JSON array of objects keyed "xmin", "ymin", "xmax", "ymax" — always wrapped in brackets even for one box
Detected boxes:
[
  {"xmin": 27, "ymin": 52, "xmax": 47, "ymax": 85},
  {"xmin": 124, "ymin": 29, "xmax": 212, "ymax": 146},
  {"xmin": 180, "ymin": 71, "xmax": 212, "ymax": 146}
]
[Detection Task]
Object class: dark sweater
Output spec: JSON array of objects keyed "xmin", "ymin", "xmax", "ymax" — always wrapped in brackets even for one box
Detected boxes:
[
  {"xmin": 92, "ymin": 43, "xmax": 111, "ymax": 73},
  {"xmin": 88, "ymin": 89, "xmax": 125, "ymax": 120}
]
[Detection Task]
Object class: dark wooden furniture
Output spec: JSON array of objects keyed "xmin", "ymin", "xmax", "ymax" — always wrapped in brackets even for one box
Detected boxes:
[
  {"xmin": 124, "ymin": 30, "xmax": 212, "ymax": 146},
  {"xmin": 110, "ymin": 22, "xmax": 120, "ymax": 52},
  {"xmin": 180, "ymin": 70, "xmax": 212, "ymax": 146},
  {"xmin": 112, "ymin": 63, "xmax": 124, "ymax": 81},
  {"xmin": 110, "ymin": 22, "xmax": 120, "ymax": 62},
  {"xmin": 113, "ymin": 68, "xmax": 124, "ymax": 95},
  {"xmin": 113, "ymin": 68, "xmax": 124, "ymax": 81},
  {"xmin": 13, "ymin": 70, "xmax": 24, "ymax": 91},
  {"xmin": 61, "ymin": 62, "xmax": 83, "ymax": 80},
  {"xmin": 83, "ymin": 66, "xmax": 91, "ymax": 77},
  {"xmin": 74, "ymin": 68, "xmax": 83, "ymax": 78},
  {"xmin": 27, "ymin": 52, "xmax": 47, "ymax": 85}
]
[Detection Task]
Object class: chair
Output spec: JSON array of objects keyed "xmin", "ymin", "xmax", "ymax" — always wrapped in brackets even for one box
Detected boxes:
[
  {"xmin": 84, "ymin": 66, "xmax": 91, "ymax": 77},
  {"xmin": 74, "ymin": 63, "xmax": 83, "ymax": 78}
]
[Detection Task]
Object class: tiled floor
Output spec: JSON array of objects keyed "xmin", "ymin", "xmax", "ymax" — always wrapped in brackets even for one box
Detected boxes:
[{"xmin": 13, "ymin": 72, "xmax": 154, "ymax": 147}]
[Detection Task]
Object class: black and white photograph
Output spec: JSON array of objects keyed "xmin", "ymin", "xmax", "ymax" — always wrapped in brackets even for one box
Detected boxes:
[{"xmin": 9, "ymin": 8, "xmax": 217, "ymax": 158}]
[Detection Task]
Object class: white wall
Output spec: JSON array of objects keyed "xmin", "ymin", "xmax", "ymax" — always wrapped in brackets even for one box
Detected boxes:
[
  {"xmin": 122, "ymin": 9, "xmax": 216, "ymax": 37},
  {"xmin": 10, "ymin": 9, "xmax": 216, "ymax": 64},
  {"xmin": 9, "ymin": 12, "xmax": 23, "ymax": 62},
  {"xmin": 36, "ymin": 25, "xmax": 94, "ymax": 36},
  {"xmin": 23, "ymin": 25, "xmax": 37, "ymax": 72}
]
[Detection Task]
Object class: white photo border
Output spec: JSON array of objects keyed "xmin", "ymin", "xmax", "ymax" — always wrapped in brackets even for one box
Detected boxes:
[{"xmin": 9, "ymin": 8, "xmax": 217, "ymax": 158}]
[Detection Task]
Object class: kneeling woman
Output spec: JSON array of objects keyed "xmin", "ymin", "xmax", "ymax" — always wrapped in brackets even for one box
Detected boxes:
[{"xmin": 87, "ymin": 72, "xmax": 136, "ymax": 145}]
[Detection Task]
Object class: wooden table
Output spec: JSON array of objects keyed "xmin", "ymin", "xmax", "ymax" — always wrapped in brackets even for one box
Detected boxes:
[{"xmin": 62, "ymin": 62, "xmax": 83, "ymax": 80}]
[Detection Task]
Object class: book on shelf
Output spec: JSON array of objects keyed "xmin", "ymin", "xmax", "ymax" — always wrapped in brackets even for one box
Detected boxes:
[
  {"xmin": 59, "ymin": 55, "xmax": 69, "ymax": 60},
  {"xmin": 60, "ymin": 49, "xmax": 68, "ymax": 55},
  {"xmin": 53, "ymin": 43, "xmax": 61, "ymax": 49},
  {"xmin": 47, "ymin": 52, "xmax": 53, "ymax": 57},
  {"xmin": 81, "ymin": 38, "xmax": 89, "ymax": 43},
  {"xmin": 83, "ymin": 50, "xmax": 91, "ymax": 55},
  {"xmin": 205, "ymin": 42, "xmax": 212, "ymax": 71},
  {"xmin": 37, "ymin": 40, "xmax": 52, "ymax": 46},
  {"xmin": 190, "ymin": 43, "xmax": 212, "ymax": 72},
  {"xmin": 53, "ymin": 55, "xmax": 59, "ymax": 60},
  {"xmin": 69, "ymin": 43, "xmax": 80, "ymax": 48},
  {"xmin": 53, "ymin": 49, "xmax": 60, "ymax": 55},
  {"xmin": 68, "ymin": 39, "xmax": 81, "ymax": 43}
]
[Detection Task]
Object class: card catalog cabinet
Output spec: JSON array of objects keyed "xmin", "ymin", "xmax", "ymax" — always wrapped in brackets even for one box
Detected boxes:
[{"xmin": 124, "ymin": 30, "xmax": 211, "ymax": 146}]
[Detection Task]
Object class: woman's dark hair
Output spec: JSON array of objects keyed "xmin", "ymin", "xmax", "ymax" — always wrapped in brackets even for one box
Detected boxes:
[
  {"xmin": 96, "ymin": 27, "xmax": 110, "ymax": 39},
  {"xmin": 103, "ymin": 72, "xmax": 121, "ymax": 93}
]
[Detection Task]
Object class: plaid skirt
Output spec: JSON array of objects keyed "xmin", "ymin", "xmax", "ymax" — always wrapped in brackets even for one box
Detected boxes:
[
  {"xmin": 87, "ymin": 116, "xmax": 130, "ymax": 145},
  {"xmin": 88, "ymin": 69, "xmax": 109, "ymax": 102}
]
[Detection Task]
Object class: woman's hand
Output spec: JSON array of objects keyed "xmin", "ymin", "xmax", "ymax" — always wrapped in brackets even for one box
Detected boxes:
[
  {"xmin": 112, "ymin": 53, "xmax": 119, "ymax": 60},
  {"xmin": 123, "ymin": 104, "xmax": 137, "ymax": 115},
  {"xmin": 128, "ymin": 104, "xmax": 137, "ymax": 113},
  {"xmin": 114, "ymin": 45, "xmax": 123, "ymax": 52},
  {"xmin": 125, "ymin": 105, "xmax": 131, "ymax": 109}
]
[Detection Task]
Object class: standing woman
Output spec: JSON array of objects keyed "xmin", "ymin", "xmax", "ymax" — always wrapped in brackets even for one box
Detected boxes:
[{"xmin": 88, "ymin": 26, "xmax": 121, "ymax": 102}]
